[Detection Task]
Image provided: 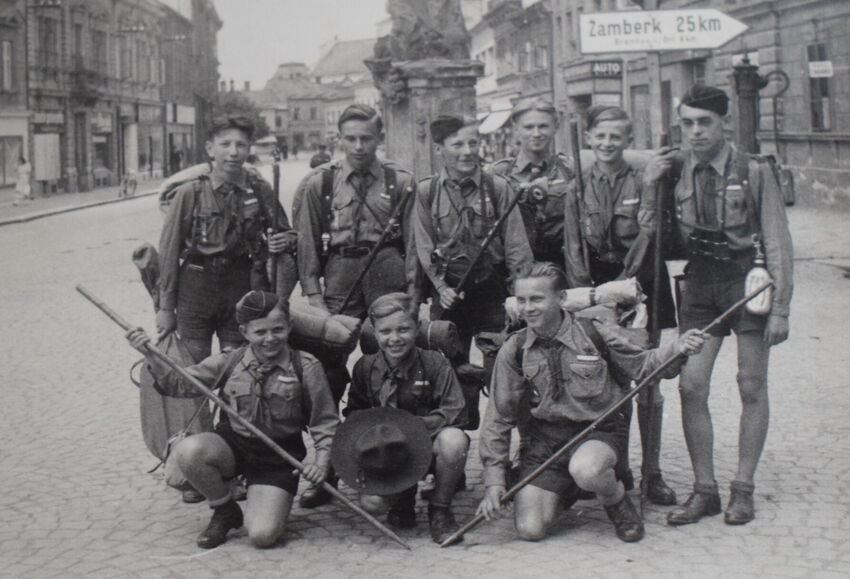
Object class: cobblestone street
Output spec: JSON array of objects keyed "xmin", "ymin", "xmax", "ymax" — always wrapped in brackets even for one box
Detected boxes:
[{"xmin": 0, "ymin": 160, "xmax": 848, "ymax": 578}]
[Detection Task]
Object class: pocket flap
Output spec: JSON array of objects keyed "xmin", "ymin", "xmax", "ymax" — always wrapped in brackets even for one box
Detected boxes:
[{"xmin": 569, "ymin": 361, "xmax": 603, "ymax": 380}]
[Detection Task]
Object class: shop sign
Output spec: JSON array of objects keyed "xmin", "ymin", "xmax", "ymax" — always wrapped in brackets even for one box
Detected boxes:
[
  {"xmin": 32, "ymin": 111, "xmax": 65, "ymax": 125},
  {"xmin": 92, "ymin": 111, "xmax": 113, "ymax": 133},
  {"xmin": 591, "ymin": 61, "xmax": 623, "ymax": 77},
  {"xmin": 808, "ymin": 61, "xmax": 833, "ymax": 78}
]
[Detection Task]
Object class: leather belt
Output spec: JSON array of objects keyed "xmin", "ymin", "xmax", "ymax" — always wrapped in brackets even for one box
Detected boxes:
[
  {"xmin": 333, "ymin": 243, "xmax": 375, "ymax": 258},
  {"xmin": 185, "ymin": 253, "xmax": 251, "ymax": 272}
]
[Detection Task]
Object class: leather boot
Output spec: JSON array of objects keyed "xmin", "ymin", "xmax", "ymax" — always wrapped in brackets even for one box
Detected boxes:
[
  {"xmin": 603, "ymin": 494, "xmax": 644, "ymax": 543},
  {"xmin": 387, "ymin": 486, "xmax": 417, "ymax": 529},
  {"xmin": 667, "ymin": 482, "xmax": 721, "ymax": 526},
  {"xmin": 197, "ymin": 500, "xmax": 243, "ymax": 549},
  {"xmin": 725, "ymin": 480, "xmax": 755, "ymax": 525},
  {"xmin": 638, "ymin": 400, "xmax": 677, "ymax": 506},
  {"xmin": 428, "ymin": 504, "xmax": 462, "ymax": 545},
  {"xmin": 299, "ymin": 468, "xmax": 337, "ymax": 508}
]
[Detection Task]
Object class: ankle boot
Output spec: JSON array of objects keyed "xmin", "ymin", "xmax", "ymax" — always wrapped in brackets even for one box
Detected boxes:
[
  {"xmin": 638, "ymin": 400, "xmax": 677, "ymax": 506},
  {"xmin": 604, "ymin": 494, "xmax": 645, "ymax": 543},
  {"xmin": 667, "ymin": 482, "xmax": 721, "ymax": 526},
  {"xmin": 725, "ymin": 480, "xmax": 755, "ymax": 525},
  {"xmin": 197, "ymin": 500, "xmax": 243, "ymax": 549}
]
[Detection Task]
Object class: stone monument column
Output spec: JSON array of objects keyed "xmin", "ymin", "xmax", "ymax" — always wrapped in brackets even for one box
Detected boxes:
[
  {"xmin": 367, "ymin": 0, "xmax": 480, "ymax": 176},
  {"xmin": 368, "ymin": 59, "xmax": 483, "ymax": 177}
]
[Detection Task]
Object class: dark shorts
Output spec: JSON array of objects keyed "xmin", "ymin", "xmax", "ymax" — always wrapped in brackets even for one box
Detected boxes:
[
  {"xmin": 177, "ymin": 257, "xmax": 252, "ymax": 344},
  {"xmin": 518, "ymin": 409, "xmax": 630, "ymax": 503},
  {"xmin": 678, "ymin": 263, "xmax": 767, "ymax": 337},
  {"xmin": 215, "ymin": 424, "xmax": 306, "ymax": 494}
]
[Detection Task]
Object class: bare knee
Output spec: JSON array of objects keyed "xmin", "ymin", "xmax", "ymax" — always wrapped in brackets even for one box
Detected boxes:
[
  {"xmin": 737, "ymin": 371, "xmax": 767, "ymax": 405},
  {"xmin": 678, "ymin": 376, "xmax": 710, "ymax": 404},
  {"xmin": 434, "ymin": 428, "xmax": 469, "ymax": 461},
  {"xmin": 569, "ymin": 456, "xmax": 606, "ymax": 489},
  {"xmin": 516, "ymin": 516, "xmax": 547, "ymax": 542},
  {"xmin": 175, "ymin": 436, "xmax": 215, "ymax": 472},
  {"xmin": 360, "ymin": 495, "xmax": 390, "ymax": 515},
  {"xmin": 248, "ymin": 525, "xmax": 282, "ymax": 548}
]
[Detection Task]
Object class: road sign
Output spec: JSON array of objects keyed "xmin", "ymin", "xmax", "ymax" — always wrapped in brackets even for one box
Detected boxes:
[
  {"xmin": 808, "ymin": 61, "xmax": 833, "ymax": 78},
  {"xmin": 580, "ymin": 10, "xmax": 748, "ymax": 54}
]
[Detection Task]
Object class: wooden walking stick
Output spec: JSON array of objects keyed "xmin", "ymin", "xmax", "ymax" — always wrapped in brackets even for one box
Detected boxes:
[
  {"xmin": 76, "ymin": 285, "xmax": 410, "ymax": 550},
  {"xmin": 570, "ymin": 116, "xmax": 592, "ymax": 276},
  {"xmin": 269, "ymin": 148, "xmax": 282, "ymax": 295},
  {"xmin": 440, "ymin": 280, "xmax": 774, "ymax": 547}
]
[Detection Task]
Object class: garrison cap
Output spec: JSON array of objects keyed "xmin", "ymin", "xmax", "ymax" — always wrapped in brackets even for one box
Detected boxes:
[
  {"xmin": 584, "ymin": 105, "xmax": 629, "ymax": 130},
  {"xmin": 235, "ymin": 290, "xmax": 281, "ymax": 324},
  {"xmin": 430, "ymin": 115, "xmax": 466, "ymax": 144},
  {"xmin": 511, "ymin": 97, "xmax": 557, "ymax": 123},
  {"xmin": 679, "ymin": 84, "xmax": 729, "ymax": 117}
]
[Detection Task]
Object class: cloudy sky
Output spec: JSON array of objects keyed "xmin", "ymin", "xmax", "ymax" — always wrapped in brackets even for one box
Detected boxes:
[{"xmin": 215, "ymin": 0, "xmax": 389, "ymax": 89}]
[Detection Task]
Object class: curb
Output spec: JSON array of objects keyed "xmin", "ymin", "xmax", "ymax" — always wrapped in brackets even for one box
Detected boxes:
[{"xmin": 0, "ymin": 189, "xmax": 160, "ymax": 227}]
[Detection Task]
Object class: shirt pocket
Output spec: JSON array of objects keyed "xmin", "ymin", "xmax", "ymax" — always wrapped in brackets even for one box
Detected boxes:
[
  {"xmin": 613, "ymin": 198, "xmax": 641, "ymax": 239},
  {"xmin": 568, "ymin": 359, "xmax": 606, "ymax": 400},
  {"xmin": 675, "ymin": 183, "xmax": 696, "ymax": 225},
  {"xmin": 331, "ymin": 190, "xmax": 355, "ymax": 232},
  {"xmin": 265, "ymin": 375, "xmax": 303, "ymax": 422},
  {"xmin": 721, "ymin": 183, "xmax": 749, "ymax": 229}
]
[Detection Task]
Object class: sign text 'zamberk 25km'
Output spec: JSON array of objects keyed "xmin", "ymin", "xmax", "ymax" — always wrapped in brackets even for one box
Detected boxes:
[{"xmin": 579, "ymin": 9, "xmax": 748, "ymax": 54}]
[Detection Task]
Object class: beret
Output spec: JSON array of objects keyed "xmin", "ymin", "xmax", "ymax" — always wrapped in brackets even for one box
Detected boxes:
[
  {"xmin": 430, "ymin": 115, "xmax": 465, "ymax": 144},
  {"xmin": 680, "ymin": 84, "xmax": 729, "ymax": 116},
  {"xmin": 235, "ymin": 290, "xmax": 280, "ymax": 324}
]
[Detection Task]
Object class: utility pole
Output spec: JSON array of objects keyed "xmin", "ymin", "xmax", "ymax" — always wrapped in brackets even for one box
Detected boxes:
[{"xmin": 644, "ymin": 0, "xmax": 664, "ymax": 148}]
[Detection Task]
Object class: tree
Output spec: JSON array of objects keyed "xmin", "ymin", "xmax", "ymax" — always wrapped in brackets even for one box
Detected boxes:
[{"xmin": 213, "ymin": 92, "xmax": 270, "ymax": 140}]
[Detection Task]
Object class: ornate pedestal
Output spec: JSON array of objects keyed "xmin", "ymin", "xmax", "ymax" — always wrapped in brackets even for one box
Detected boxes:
[{"xmin": 369, "ymin": 59, "xmax": 483, "ymax": 178}]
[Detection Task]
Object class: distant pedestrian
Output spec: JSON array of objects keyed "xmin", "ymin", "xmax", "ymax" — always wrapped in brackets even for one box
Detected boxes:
[
  {"xmin": 309, "ymin": 144, "xmax": 332, "ymax": 168},
  {"xmin": 13, "ymin": 157, "xmax": 32, "ymax": 205},
  {"xmin": 292, "ymin": 143, "xmax": 299, "ymax": 160}
]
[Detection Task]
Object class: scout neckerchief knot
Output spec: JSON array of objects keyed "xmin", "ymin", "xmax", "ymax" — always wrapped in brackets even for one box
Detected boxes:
[
  {"xmin": 535, "ymin": 335, "xmax": 566, "ymax": 401},
  {"xmin": 332, "ymin": 407, "xmax": 432, "ymax": 496}
]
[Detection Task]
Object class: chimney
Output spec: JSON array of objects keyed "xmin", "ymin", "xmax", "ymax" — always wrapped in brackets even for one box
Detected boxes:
[
  {"xmin": 244, "ymin": 81, "xmax": 250, "ymax": 91},
  {"xmin": 229, "ymin": 79, "xmax": 234, "ymax": 92}
]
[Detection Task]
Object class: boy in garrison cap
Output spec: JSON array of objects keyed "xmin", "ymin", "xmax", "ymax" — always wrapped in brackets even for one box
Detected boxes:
[
  {"xmin": 344, "ymin": 292, "xmax": 468, "ymax": 544},
  {"xmin": 644, "ymin": 84, "xmax": 793, "ymax": 527},
  {"xmin": 412, "ymin": 115, "xmax": 533, "ymax": 426},
  {"xmin": 126, "ymin": 291, "xmax": 339, "ymax": 549}
]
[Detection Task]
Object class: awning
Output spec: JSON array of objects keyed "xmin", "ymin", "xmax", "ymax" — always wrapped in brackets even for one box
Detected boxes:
[{"xmin": 478, "ymin": 110, "xmax": 512, "ymax": 134}]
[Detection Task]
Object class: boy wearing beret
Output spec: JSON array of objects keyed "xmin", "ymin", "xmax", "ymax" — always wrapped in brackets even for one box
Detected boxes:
[
  {"xmin": 126, "ymin": 291, "xmax": 339, "ymax": 549},
  {"xmin": 345, "ymin": 293, "xmax": 469, "ymax": 544},
  {"xmin": 644, "ymin": 84, "xmax": 793, "ymax": 526}
]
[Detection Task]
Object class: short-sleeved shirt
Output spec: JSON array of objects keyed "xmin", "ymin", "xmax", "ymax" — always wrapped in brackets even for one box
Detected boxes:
[{"xmin": 347, "ymin": 347, "xmax": 466, "ymax": 437}]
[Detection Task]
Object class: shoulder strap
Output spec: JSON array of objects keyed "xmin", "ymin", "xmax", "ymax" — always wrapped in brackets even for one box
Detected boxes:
[
  {"xmin": 576, "ymin": 318, "xmax": 608, "ymax": 357},
  {"xmin": 320, "ymin": 166, "xmax": 335, "ymax": 237},
  {"xmin": 384, "ymin": 165, "xmax": 398, "ymax": 207},
  {"xmin": 291, "ymin": 350, "xmax": 304, "ymax": 382},
  {"xmin": 217, "ymin": 346, "xmax": 247, "ymax": 390},
  {"xmin": 733, "ymin": 150, "xmax": 763, "ymax": 232},
  {"xmin": 428, "ymin": 174, "xmax": 440, "ymax": 206},
  {"xmin": 512, "ymin": 328, "xmax": 528, "ymax": 372},
  {"xmin": 482, "ymin": 171, "xmax": 500, "ymax": 220}
]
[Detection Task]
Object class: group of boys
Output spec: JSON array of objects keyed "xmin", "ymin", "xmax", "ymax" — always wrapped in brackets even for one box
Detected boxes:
[{"xmin": 136, "ymin": 81, "xmax": 792, "ymax": 550}]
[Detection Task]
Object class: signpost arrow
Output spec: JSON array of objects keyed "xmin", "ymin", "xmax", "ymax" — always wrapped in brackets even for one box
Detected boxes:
[{"xmin": 580, "ymin": 9, "xmax": 748, "ymax": 54}]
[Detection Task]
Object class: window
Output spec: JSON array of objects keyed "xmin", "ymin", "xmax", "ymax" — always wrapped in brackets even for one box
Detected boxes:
[
  {"xmin": 92, "ymin": 30, "xmax": 108, "ymax": 75},
  {"xmin": 689, "ymin": 59, "xmax": 707, "ymax": 86},
  {"xmin": 37, "ymin": 17, "xmax": 60, "ymax": 69},
  {"xmin": 293, "ymin": 108, "xmax": 300, "ymax": 121},
  {"xmin": 1, "ymin": 41, "xmax": 12, "ymax": 90},
  {"xmin": 73, "ymin": 24, "xmax": 84, "ymax": 58},
  {"xmin": 276, "ymin": 115, "xmax": 283, "ymax": 128},
  {"xmin": 310, "ymin": 107, "xmax": 317, "ymax": 120},
  {"xmin": 808, "ymin": 43, "xmax": 831, "ymax": 131},
  {"xmin": 535, "ymin": 46, "xmax": 548, "ymax": 70},
  {"xmin": 119, "ymin": 36, "xmax": 131, "ymax": 79}
]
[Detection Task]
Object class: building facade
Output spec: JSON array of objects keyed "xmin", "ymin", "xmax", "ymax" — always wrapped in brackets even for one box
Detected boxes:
[
  {"xmin": 0, "ymin": 0, "xmax": 28, "ymax": 189},
  {"xmin": 549, "ymin": 0, "xmax": 849, "ymax": 204}
]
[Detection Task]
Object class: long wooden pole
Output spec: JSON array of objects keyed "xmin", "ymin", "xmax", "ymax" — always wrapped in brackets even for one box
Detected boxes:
[
  {"xmin": 270, "ymin": 150, "xmax": 281, "ymax": 295},
  {"xmin": 440, "ymin": 281, "xmax": 774, "ymax": 547},
  {"xmin": 77, "ymin": 285, "xmax": 410, "ymax": 550}
]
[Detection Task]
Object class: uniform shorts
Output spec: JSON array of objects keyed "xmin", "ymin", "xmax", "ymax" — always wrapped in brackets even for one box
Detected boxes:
[
  {"xmin": 678, "ymin": 268, "xmax": 767, "ymax": 337},
  {"xmin": 215, "ymin": 423, "xmax": 307, "ymax": 495},
  {"xmin": 518, "ymin": 408, "xmax": 630, "ymax": 503}
]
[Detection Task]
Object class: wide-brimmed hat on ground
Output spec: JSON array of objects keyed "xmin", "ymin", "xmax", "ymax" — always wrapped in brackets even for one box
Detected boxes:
[{"xmin": 332, "ymin": 407, "xmax": 433, "ymax": 496}]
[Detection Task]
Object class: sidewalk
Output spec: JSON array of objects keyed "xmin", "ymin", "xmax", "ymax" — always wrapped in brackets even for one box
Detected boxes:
[{"xmin": 0, "ymin": 178, "xmax": 164, "ymax": 227}]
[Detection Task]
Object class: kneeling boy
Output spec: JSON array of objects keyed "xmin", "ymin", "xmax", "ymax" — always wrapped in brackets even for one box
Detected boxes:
[
  {"xmin": 345, "ymin": 292, "xmax": 468, "ymax": 544},
  {"xmin": 478, "ymin": 263, "xmax": 705, "ymax": 542},
  {"xmin": 126, "ymin": 291, "xmax": 339, "ymax": 549}
]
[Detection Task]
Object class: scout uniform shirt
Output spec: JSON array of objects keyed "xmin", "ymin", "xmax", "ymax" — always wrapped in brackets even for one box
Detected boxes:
[
  {"xmin": 479, "ymin": 312, "xmax": 683, "ymax": 488},
  {"xmin": 346, "ymin": 347, "xmax": 467, "ymax": 436},
  {"xmin": 152, "ymin": 346, "xmax": 339, "ymax": 462},
  {"xmin": 563, "ymin": 162, "xmax": 655, "ymax": 289},
  {"xmin": 295, "ymin": 157, "xmax": 418, "ymax": 297},
  {"xmin": 158, "ymin": 170, "xmax": 296, "ymax": 311},
  {"xmin": 491, "ymin": 152, "xmax": 574, "ymax": 263},
  {"xmin": 413, "ymin": 167, "xmax": 533, "ymax": 294},
  {"xmin": 676, "ymin": 143, "xmax": 793, "ymax": 317}
]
